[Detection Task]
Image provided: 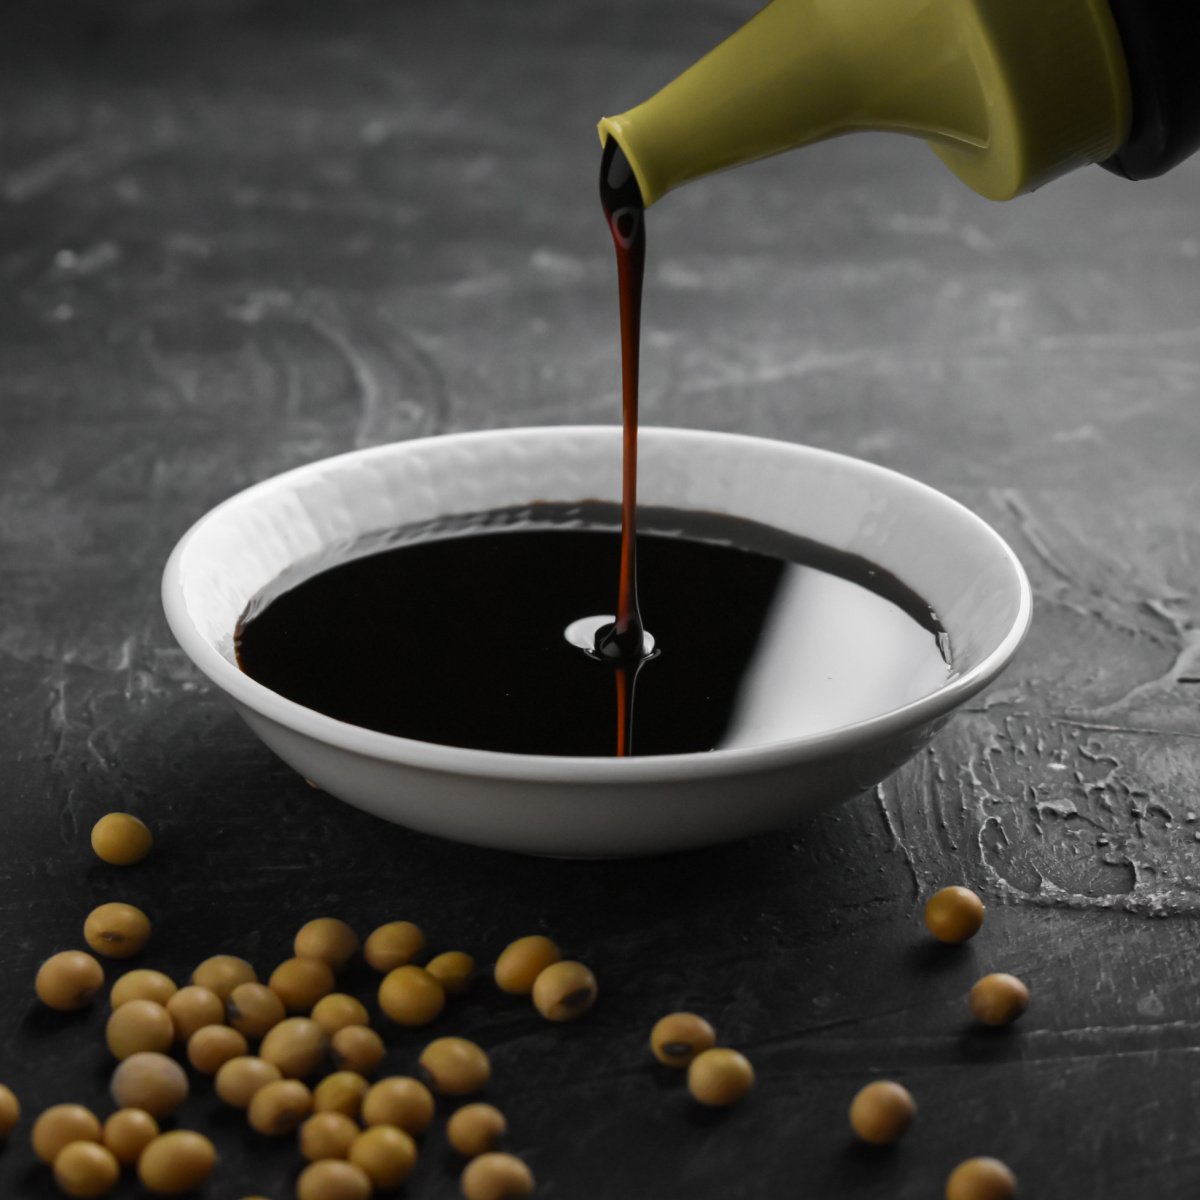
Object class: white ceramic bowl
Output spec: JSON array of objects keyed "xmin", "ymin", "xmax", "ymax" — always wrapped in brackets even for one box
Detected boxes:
[{"xmin": 162, "ymin": 426, "xmax": 1030, "ymax": 857}]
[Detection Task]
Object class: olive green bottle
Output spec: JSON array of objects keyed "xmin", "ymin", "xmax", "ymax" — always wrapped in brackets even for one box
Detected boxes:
[{"xmin": 599, "ymin": 0, "xmax": 1200, "ymax": 206}]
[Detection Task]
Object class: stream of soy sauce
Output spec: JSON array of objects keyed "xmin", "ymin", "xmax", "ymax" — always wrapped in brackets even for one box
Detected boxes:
[
  {"xmin": 597, "ymin": 138, "xmax": 647, "ymax": 664},
  {"xmin": 597, "ymin": 138, "xmax": 648, "ymax": 755}
]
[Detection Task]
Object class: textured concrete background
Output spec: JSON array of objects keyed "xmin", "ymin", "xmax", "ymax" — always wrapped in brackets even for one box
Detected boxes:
[{"xmin": 1, "ymin": 1, "xmax": 1199, "ymax": 1196}]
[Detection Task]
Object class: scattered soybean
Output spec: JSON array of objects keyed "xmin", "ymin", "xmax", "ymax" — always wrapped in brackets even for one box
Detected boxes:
[{"xmin": 90, "ymin": 813, "xmax": 153, "ymax": 866}]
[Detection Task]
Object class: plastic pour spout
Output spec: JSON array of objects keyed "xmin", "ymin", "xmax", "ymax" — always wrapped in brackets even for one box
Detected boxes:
[{"xmin": 598, "ymin": 0, "xmax": 1132, "ymax": 205}]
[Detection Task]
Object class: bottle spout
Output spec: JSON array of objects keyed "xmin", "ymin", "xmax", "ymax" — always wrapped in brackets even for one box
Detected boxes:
[{"xmin": 599, "ymin": 0, "xmax": 1131, "ymax": 205}]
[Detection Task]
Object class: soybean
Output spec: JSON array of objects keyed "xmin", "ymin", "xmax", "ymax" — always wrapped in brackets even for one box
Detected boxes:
[
  {"xmin": 687, "ymin": 1048, "xmax": 755, "ymax": 1107},
  {"xmin": 426, "ymin": 950, "xmax": 476, "ymax": 995},
  {"xmin": 227, "ymin": 981, "xmax": 286, "ymax": 1039},
  {"xmin": 378, "ymin": 965, "xmax": 444, "ymax": 1026},
  {"xmin": 311, "ymin": 992, "xmax": 369, "ymax": 1035},
  {"xmin": 0, "ymin": 1083, "xmax": 19, "ymax": 1138},
  {"xmin": 296, "ymin": 1160, "xmax": 373, "ymax": 1200},
  {"xmin": 461, "ymin": 1152, "xmax": 535, "ymax": 1200},
  {"xmin": 330, "ymin": 1025, "xmax": 386, "ymax": 1076},
  {"xmin": 83, "ymin": 902, "xmax": 151, "ymax": 960},
  {"xmin": 924, "ymin": 886, "xmax": 985, "ymax": 944},
  {"xmin": 295, "ymin": 918, "xmax": 360, "ymax": 973},
  {"xmin": 32, "ymin": 1105, "xmax": 102, "ymax": 1163},
  {"xmin": 312, "ymin": 1071, "xmax": 369, "ymax": 1119},
  {"xmin": 946, "ymin": 1157, "xmax": 1017, "ymax": 1200},
  {"xmin": 247, "ymin": 1079, "xmax": 312, "ymax": 1136},
  {"xmin": 102, "ymin": 1108, "xmax": 159, "ymax": 1165},
  {"xmin": 531, "ymin": 960, "xmax": 597, "ymax": 1022},
  {"xmin": 187, "ymin": 1024, "xmax": 249, "ymax": 1074},
  {"xmin": 363, "ymin": 921, "xmax": 425, "ymax": 973},
  {"xmin": 349, "ymin": 1125, "xmax": 418, "ymax": 1189},
  {"xmin": 849, "ymin": 1081, "xmax": 916, "ymax": 1144},
  {"xmin": 447, "ymin": 1103, "xmax": 506, "ymax": 1158},
  {"xmin": 300, "ymin": 1111, "xmax": 360, "ymax": 1161},
  {"xmin": 111, "ymin": 969, "xmax": 176, "ymax": 1009},
  {"xmin": 494, "ymin": 935, "xmax": 560, "ymax": 995},
  {"xmin": 105, "ymin": 999, "xmax": 174, "ymax": 1059},
  {"xmin": 90, "ymin": 813, "xmax": 153, "ymax": 866},
  {"xmin": 165, "ymin": 985, "xmax": 224, "ymax": 1041},
  {"xmin": 36, "ymin": 950, "xmax": 104, "ymax": 1011},
  {"xmin": 192, "ymin": 955, "xmax": 256, "ymax": 1000},
  {"xmin": 969, "ymin": 974, "xmax": 1030, "ymax": 1027},
  {"xmin": 419, "ymin": 1037, "xmax": 491, "ymax": 1096},
  {"xmin": 214, "ymin": 1056, "xmax": 282, "ymax": 1109},
  {"xmin": 52, "ymin": 1141, "xmax": 120, "ymax": 1198},
  {"xmin": 650, "ymin": 1012, "xmax": 716, "ymax": 1068},
  {"xmin": 260, "ymin": 1017, "xmax": 329, "ymax": 1079},
  {"xmin": 361, "ymin": 1076, "xmax": 434, "ymax": 1135},
  {"xmin": 137, "ymin": 1130, "xmax": 216, "ymax": 1194},
  {"xmin": 110, "ymin": 1052, "xmax": 188, "ymax": 1119},
  {"xmin": 269, "ymin": 956, "xmax": 336, "ymax": 1013}
]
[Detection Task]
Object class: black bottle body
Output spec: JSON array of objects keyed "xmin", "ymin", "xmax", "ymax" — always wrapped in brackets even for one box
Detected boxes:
[{"xmin": 1102, "ymin": 0, "xmax": 1200, "ymax": 179}]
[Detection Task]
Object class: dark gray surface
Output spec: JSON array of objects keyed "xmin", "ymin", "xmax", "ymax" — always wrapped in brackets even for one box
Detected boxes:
[{"xmin": 2, "ymin": 1, "xmax": 1199, "ymax": 1197}]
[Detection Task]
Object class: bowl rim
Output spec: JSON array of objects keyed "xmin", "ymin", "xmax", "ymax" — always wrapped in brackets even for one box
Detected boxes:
[{"xmin": 162, "ymin": 425, "xmax": 1032, "ymax": 783}]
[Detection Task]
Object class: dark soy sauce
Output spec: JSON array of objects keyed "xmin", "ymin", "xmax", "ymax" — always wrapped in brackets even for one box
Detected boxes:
[{"xmin": 236, "ymin": 504, "xmax": 952, "ymax": 759}]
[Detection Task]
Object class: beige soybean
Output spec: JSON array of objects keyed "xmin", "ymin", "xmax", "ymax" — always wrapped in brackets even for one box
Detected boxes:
[
  {"xmin": 165, "ymin": 985, "xmax": 225, "ymax": 1041},
  {"xmin": 110, "ymin": 1052, "xmax": 188, "ymax": 1119},
  {"xmin": 312, "ymin": 1071, "xmax": 369, "ymax": 1119},
  {"xmin": 137, "ymin": 1130, "xmax": 216, "ymax": 1194},
  {"xmin": 90, "ymin": 812, "xmax": 153, "ymax": 866},
  {"xmin": 191, "ymin": 955, "xmax": 256, "ymax": 1000},
  {"xmin": 687, "ymin": 1048, "xmax": 755, "ymax": 1107},
  {"xmin": 227, "ymin": 981, "xmax": 286, "ymax": 1039},
  {"xmin": 330, "ymin": 1025, "xmax": 386, "ymax": 1076},
  {"xmin": 378, "ymin": 965, "xmax": 445, "ymax": 1026},
  {"xmin": 0, "ymin": 1083, "xmax": 20, "ymax": 1138},
  {"xmin": 532, "ymin": 960, "xmax": 597, "ymax": 1022},
  {"xmin": 111, "ymin": 969, "xmax": 176, "ymax": 1009},
  {"xmin": 188, "ymin": 1024, "xmax": 249, "ymax": 1074},
  {"xmin": 946, "ymin": 1157, "xmax": 1018, "ymax": 1200},
  {"xmin": 650, "ymin": 1012, "xmax": 716, "ymax": 1068},
  {"xmin": 849, "ymin": 1081, "xmax": 916, "ymax": 1145},
  {"xmin": 269, "ymin": 957, "xmax": 336, "ymax": 1014},
  {"xmin": 247, "ymin": 1079, "xmax": 312, "ymax": 1136},
  {"xmin": 36, "ymin": 951, "xmax": 104, "ymax": 1011},
  {"xmin": 426, "ymin": 950, "xmax": 476, "ymax": 995},
  {"xmin": 214, "ymin": 1056, "xmax": 282, "ymax": 1108},
  {"xmin": 300, "ymin": 1110, "xmax": 360, "ymax": 1161},
  {"xmin": 311, "ymin": 992, "xmax": 369, "ymax": 1035},
  {"xmin": 363, "ymin": 921, "xmax": 425, "ymax": 973},
  {"xmin": 260, "ymin": 1017, "xmax": 329, "ymax": 1079},
  {"xmin": 924, "ymin": 886, "xmax": 986, "ymax": 944},
  {"xmin": 105, "ymin": 999, "xmax": 174, "ymax": 1059},
  {"xmin": 295, "ymin": 918, "xmax": 360, "ymax": 973},
  {"xmin": 296, "ymin": 1160, "xmax": 373, "ymax": 1200},
  {"xmin": 83, "ymin": 903, "xmax": 151, "ymax": 960},
  {"xmin": 969, "ymin": 974, "xmax": 1030, "ymax": 1027},
  {"xmin": 52, "ymin": 1141, "xmax": 120, "ymax": 1198},
  {"xmin": 419, "ymin": 1037, "xmax": 491, "ymax": 1097},
  {"xmin": 447, "ymin": 1104, "xmax": 506, "ymax": 1158},
  {"xmin": 102, "ymin": 1108, "xmax": 159, "ymax": 1165},
  {"xmin": 361, "ymin": 1076, "xmax": 434, "ymax": 1135},
  {"xmin": 32, "ymin": 1105, "xmax": 102, "ymax": 1163},
  {"xmin": 494, "ymin": 936, "xmax": 561, "ymax": 995},
  {"xmin": 349, "ymin": 1125, "xmax": 418, "ymax": 1189},
  {"xmin": 461, "ymin": 1152, "xmax": 535, "ymax": 1200}
]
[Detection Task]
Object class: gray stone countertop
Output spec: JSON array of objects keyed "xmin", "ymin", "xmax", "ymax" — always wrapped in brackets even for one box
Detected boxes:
[{"xmin": 1, "ymin": 2, "xmax": 1198, "ymax": 1197}]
